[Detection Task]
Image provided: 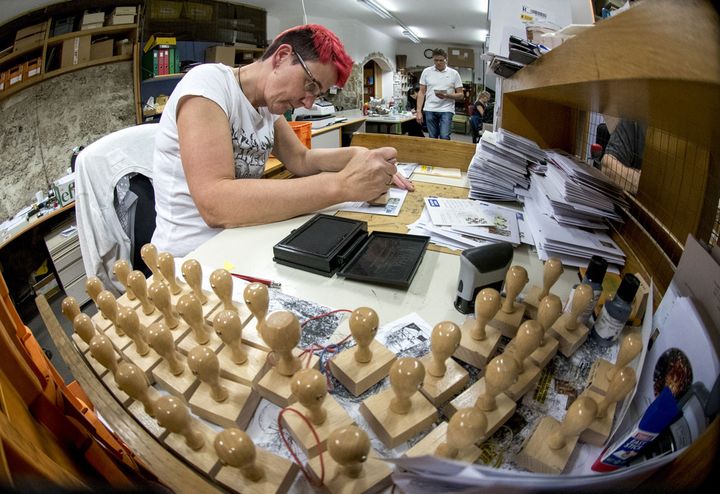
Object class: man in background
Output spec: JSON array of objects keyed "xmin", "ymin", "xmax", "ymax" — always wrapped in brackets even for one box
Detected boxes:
[{"xmin": 415, "ymin": 49, "xmax": 464, "ymax": 139}]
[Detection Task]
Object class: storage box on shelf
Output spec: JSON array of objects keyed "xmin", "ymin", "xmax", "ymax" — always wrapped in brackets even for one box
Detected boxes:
[{"xmin": 44, "ymin": 217, "xmax": 89, "ymax": 306}]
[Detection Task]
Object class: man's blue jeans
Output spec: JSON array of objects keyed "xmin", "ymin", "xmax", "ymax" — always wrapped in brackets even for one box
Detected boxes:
[{"xmin": 424, "ymin": 111, "xmax": 453, "ymax": 139}]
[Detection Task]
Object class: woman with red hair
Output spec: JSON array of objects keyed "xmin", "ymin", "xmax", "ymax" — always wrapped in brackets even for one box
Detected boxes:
[{"xmin": 152, "ymin": 24, "xmax": 413, "ymax": 256}]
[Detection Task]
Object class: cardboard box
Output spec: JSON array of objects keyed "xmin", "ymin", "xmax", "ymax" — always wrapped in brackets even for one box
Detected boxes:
[
  {"xmin": 206, "ymin": 45, "xmax": 235, "ymax": 66},
  {"xmin": 90, "ymin": 39, "xmax": 114, "ymax": 60},
  {"xmin": 13, "ymin": 32, "xmax": 45, "ymax": 52},
  {"xmin": 82, "ymin": 11, "xmax": 105, "ymax": 26},
  {"xmin": 15, "ymin": 22, "xmax": 47, "ymax": 41},
  {"xmin": 8, "ymin": 65, "xmax": 23, "ymax": 86},
  {"xmin": 115, "ymin": 39, "xmax": 133, "ymax": 57},
  {"xmin": 112, "ymin": 6, "xmax": 137, "ymax": 15},
  {"xmin": 108, "ymin": 14, "xmax": 135, "ymax": 25},
  {"xmin": 80, "ymin": 23, "xmax": 104, "ymax": 31},
  {"xmin": 51, "ymin": 16, "xmax": 76, "ymax": 37},
  {"xmin": 53, "ymin": 174, "xmax": 75, "ymax": 207},
  {"xmin": 149, "ymin": 1, "xmax": 182, "ymax": 19},
  {"xmin": 448, "ymin": 47, "xmax": 474, "ymax": 68},
  {"xmin": 61, "ymin": 35, "xmax": 91, "ymax": 68},
  {"xmin": 23, "ymin": 57, "xmax": 42, "ymax": 78},
  {"xmin": 184, "ymin": 2, "xmax": 213, "ymax": 21}
]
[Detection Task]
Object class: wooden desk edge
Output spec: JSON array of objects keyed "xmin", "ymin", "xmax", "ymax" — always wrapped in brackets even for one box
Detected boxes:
[
  {"xmin": 0, "ymin": 203, "xmax": 75, "ymax": 251},
  {"xmin": 36, "ymin": 295, "xmax": 225, "ymax": 494}
]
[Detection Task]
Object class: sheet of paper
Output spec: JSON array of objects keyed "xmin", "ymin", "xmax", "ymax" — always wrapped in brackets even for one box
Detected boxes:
[
  {"xmin": 424, "ymin": 197, "xmax": 494, "ymax": 227},
  {"xmin": 414, "ymin": 165, "xmax": 462, "ymax": 178},
  {"xmin": 411, "ymin": 172, "xmax": 470, "ymax": 189},
  {"xmin": 333, "ymin": 188, "xmax": 408, "ymax": 216}
]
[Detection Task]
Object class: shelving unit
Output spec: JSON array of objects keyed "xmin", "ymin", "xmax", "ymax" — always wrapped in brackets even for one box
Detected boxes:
[
  {"xmin": 501, "ymin": 0, "xmax": 719, "ymax": 298},
  {"xmin": 0, "ymin": 17, "xmax": 137, "ymax": 102}
]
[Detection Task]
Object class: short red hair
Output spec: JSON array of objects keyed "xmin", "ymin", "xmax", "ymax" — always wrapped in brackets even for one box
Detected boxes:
[{"xmin": 263, "ymin": 24, "xmax": 354, "ymax": 87}]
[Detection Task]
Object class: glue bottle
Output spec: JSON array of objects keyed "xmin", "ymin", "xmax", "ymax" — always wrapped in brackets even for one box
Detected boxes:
[
  {"xmin": 565, "ymin": 255, "xmax": 607, "ymax": 327},
  {"xmin": 591, "ymin": 273, "xmax": 640, "ymax": 346}
]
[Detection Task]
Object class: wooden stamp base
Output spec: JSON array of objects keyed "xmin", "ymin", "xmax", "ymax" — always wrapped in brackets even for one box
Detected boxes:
[
  {"xmin": 91, "ymin": 312, "xmax": 113, "ymax": 332},
  {"xmin": 405, "ymin": 421, "xmax": 482, "ymax": 462},
  {"xmin": 117, "ymin": 292, "xmax": 141, "ymax": 311},
  {"xmin": 71, "ymin": 333, "xmax": 89, "ymax": 354},
  {"xmin": 446, "ymin": 378, "xmax": 515, "ymax": 440},
  {"xmin": 360, "ymin": 387, "xmax": 437, "ymax": 449},
  {"xmin": 419, "ymin": 354, "xmax": 469, "ymax": 407},
  {"xmin": 167, "ymin": 284, "xmax": 192, "ymax": 309},
  {"xmin": 152, "ymin": 360, "xmax": 200, "ymax": 400},
  {"xmin": 237, "ymin": 318, "xmax": 270, "ymax": 352},
  {"xmin": 135, "ymin": 308, "xmax": 163, "ymax": 330},
  {"xmin": 579, "ymin": 388, "xmax": 616, "ymax": 446},
  {"xmin": 549, "ymin": 313, "xmax": 589, "ymax": 357},
  {"xmin": 454, "ymin": 318, "xmax": 502, "ymax": 369},
  {"xmin": 281, "ymin": 395, "xmax": 355, "ymax": 457},
  {"xmin": 587, "ymin": 358, "xmax": 614, "ymax": 396},
  {"xmin": 217, "ymin": 344, "xmax": 269, "ymax": 386},
  {"xmin": 177, "ymin": 329, "xmax": 223, "ymax": 355},
  {"xmin": 515, "ymin": 416, "xmax": 578, "ymax": 474},
  {"xmin": 506, "ymin": 363, "xmax": 541, "ymax": 401},
  {"xmin": 82, "ymin": 349, "xmax": 110, "ymax": 378},
  {"xmin": 101, "ymin": 325, "xmax": 133, "ymax": 353},
  {"xmin": 127, "ymin": 400, "xmax": 164, "ymax": 438},
  {"xmin": 528, "ymin": 337, "xmax": 559, "ymax": 369},
  {"xmin": 492, "ymin": 299, "xmax": 526, "ymax": 338},
  {"xmin": 207, "ymin": 300, "xmax": 253, "ymax": 328},
  {"xmin": 329, "ymin": 341, "xmax": 396, "ymax": 396},
  {"xmin": 101, "ymin": 372, "xmax": 133, "ymax": 407},
  {"xmin": 214, "ymin": 447, "xmax": 299, "ymax": 494},
  {"xmin": 307, "ymin": 451, "xmax": 392, "ymax": 494},
  {"xmin": 162, "ymin": 420, "xmax": 219, "ymax": 474},
  {"xmin": 188, "ymin": 378, "xmax": 261, "ymax": 430},
  {"xmin": 121, "ymin": 342, "xmax": 161, "ymax": 384},
  {"xmin": 522, "ymin": 285, "xmax": 547, "ymax": 320},
  {"xmin": 255, "ymin": 354, "xmax": 320, "ymax": 408}
]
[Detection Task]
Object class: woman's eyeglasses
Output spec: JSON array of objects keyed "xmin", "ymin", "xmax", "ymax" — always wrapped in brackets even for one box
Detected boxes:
[{"xmin": 294, "ymin": 50, "xmax": 327, "ymax": 98}]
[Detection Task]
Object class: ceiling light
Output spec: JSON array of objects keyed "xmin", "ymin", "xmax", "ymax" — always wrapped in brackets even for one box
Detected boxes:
[
  {"xmin": 402, "ymin": 29, "xmax": 421, "ymax": 44},
  {"xmin": 357, "ymin": 0, "xmax": 393, "ymax": 20}
]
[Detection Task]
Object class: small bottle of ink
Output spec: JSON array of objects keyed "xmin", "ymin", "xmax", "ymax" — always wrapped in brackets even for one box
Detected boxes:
[{"xmin": 592, "ymin": 273, "xmax": 640, "ymax": 345}]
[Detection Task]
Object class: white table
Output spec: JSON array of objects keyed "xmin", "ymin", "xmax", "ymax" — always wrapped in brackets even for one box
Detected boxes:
[{"xmin": 187, "ymin": 214, "xmax": 580, "ymax": 327}]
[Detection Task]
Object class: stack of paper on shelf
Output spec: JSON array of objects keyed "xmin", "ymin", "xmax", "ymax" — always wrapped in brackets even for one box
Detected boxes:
[{"xmin": 467, "ymin": 129, "xmax": 545, "ymax": 202}]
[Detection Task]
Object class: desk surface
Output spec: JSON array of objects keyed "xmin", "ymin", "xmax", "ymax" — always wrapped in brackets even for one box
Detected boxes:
[
  {"xmin": 187, "ymin": 185, "xmax": 579, "ymax": 326},
  {"xmin": 366, "ymin": 113, "xmax": 415, "ymax": 124},
  {"xmin": 311, "ymin": 116, "xmax": 366, "ymax": 136},
  {"xmin": 0, "ymin": 202, "xmax": 75, "ymax": 251}
]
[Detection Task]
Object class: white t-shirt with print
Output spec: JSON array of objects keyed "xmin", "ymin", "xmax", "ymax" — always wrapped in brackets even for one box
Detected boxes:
[
  {"xmin": 152, "ymin": 63, "xmax": 280, "ymax": 257},
  {"xmin": 419, "ymin": 65, "xmax": 463, "ymax": 113}
]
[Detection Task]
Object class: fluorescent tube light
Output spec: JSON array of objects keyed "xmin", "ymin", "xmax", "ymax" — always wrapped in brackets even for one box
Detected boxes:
[
  {"xmin": 357, "ymin": 0, "xmax": 393, "ymax": 20},
  {"xmin": 402, "ymin": 29, "xmax": 421, "ymax": 44}
]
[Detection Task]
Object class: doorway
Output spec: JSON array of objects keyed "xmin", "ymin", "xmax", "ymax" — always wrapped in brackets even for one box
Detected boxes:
[{"xmin": 363, "ymin": 60, "xmax": 381, "ymax": 103}]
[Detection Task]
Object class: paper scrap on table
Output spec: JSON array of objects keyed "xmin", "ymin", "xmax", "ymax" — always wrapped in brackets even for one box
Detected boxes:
[
  {"xmin": 423, "ymin": 197, "xmax": 494, "ymax": 227},
  {"xmin": 333, "ymin": 188, "xmax": 408, "ymax": 216},
  {"xmin": 413, "ymin": 165, "xmax": 462, "ymax": 178}
]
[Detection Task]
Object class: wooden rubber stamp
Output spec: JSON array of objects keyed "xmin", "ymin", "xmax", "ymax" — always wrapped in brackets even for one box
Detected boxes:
[
  {"xmin": 360, "ymin": 357, "xmax": 437, "ymax": 448},
  {"xmin": 177, "ymin": 292, "xmax": 222, "ymax": 354},
  {"xmin": 505, "ymin": 320, "xmax": 543, "ymax": 401},
  {"xmin": 406, "ymin": 407, "xmax": 486, "ymax": 462},
  {"xmin": 186, "ymin": 346, "xmax": 260, "ymax": 430},
  {"xmin": 181, "ymin": 259, "xmax": 222, "ymax": 320},
  {"xmin": 96, "ymin": 290, "xmax": 132, "ymax": 351},
  {"xmin": 140, "ymin": 243, "xmax": 166, "ymax": 284},
  {"xmin": 255, "ymin": 311, "xmax": 319, "ymax": 407},
  {"xmin": 155, "ymin": 395, "xmax": 218, "ymax": 474},
  {"xmin": 446, "ymin": 354, "xmax": 518, "ymax": 439},
  {"xmin": 524, "ymin": 257, "xmax": 563, "ymax": 319},
  {"xmin": 148, "ymin": 280, "xmax": 180, "ymax": 330},
  {"xmin": 549, "ymin": 283, "xmax": 592, "ymax": 357},
  {"xmin": 281, "ymin": 368, "xmax": 354, "ymax": 457},
  {"xmin": 240, "ymin": 281, "xmax": 270, "ymax": 351},
  {"xmin": 147, "ymin": 321, "xmax": 199, "ymax": 400},
  {"xmin": 455, "ymin": 288, "xmax": 502, "ymax": 369},
  {"xmin": 214, "ymin": 428, "xmax": 298, "ymax": 494},
  {"xmin": 127, "ymin": 270, "xmax": 162, "ymax": 328},
  {"xmin": 420, "ymin": 321, "xmax": 469, "ymax": 407},
  {"xmin": 71, "ymin": 312, "xmax": 95, "ymax": 355},
  {"xmin": 157, "ymin": 251, "xmax": 186, "ymax": 295},
  {"xmin": 88, "ymin": 332, "xmax": 132, "ymax": 405},
  {"xmin": 492, "ymin": 266, "xmax": 529, "ymax": 338},
  {"xmin": 116, "ymin": 304, "xmax": 160, "ymax": 383},
  {"xmin": 207, "ymin": 268, "xmax": 253, "ymax": 330},
  {"xmin": 61, "ymin": 296, "xmax": 81, "ymax": 324},
  {"xmin": 116, "ymin": 361, "xmax": 161, "ymax": 418},
  {"xmin": 214, "ymin": 309, "xmax": 268, "ymax": 386},
  {"xmin": 113, "ymin": 259, "xmax": 140, "ymax": 309},
  {"xmin": 329, "ymin": 307, "xmax": 395, "ymax": 396},
  {"xmin": 516, "ymin": 396, "xmax": 598, "ymax": 474},
  {"xmin": 528, "ymin": 294, "xmax": 562, "ymax": 369},
  {"xmin": 307, "ymin": 425, "xmax": 392, "ymax": 494},
  {"xmin": 87, "ymin": 277, "xmax": 112, "ymax": 330},
  {"xmin": 581, "ymin": 367, "xmax": 636, "ymax": 446},
  {"xmin": 588, "ymin": 331, "xmax": 642, "ymax": 396}
]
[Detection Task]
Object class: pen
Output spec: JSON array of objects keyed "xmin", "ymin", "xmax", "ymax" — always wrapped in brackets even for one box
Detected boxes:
[{"xmin": 230, "ymin": 272, "xmax": 281, "ymax": 289}]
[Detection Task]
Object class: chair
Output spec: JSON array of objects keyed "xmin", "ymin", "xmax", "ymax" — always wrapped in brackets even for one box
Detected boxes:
[{"xmin": 75, "ymin": 123, "xmax": 158, "ymax": 296}]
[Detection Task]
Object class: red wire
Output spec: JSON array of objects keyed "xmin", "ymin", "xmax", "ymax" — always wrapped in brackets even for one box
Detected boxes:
[
  {"xmin": 277, "ymin": 407, "xmax": 325, "ymax": 487},
  {"xmin": 300, "ymin": 309, "xmax": 352, "ymax": 328}
]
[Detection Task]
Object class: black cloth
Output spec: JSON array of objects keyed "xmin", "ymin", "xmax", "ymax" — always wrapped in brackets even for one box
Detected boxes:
[
  {"xmin": 605, "ymin": 120, "xmax": 646, "ymax": 169},
  {"xmin": 128, "ymin": 174, "xmax": 156, "ymax": 277}
]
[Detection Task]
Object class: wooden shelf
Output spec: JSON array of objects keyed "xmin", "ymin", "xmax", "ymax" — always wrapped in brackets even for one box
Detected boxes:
[
  {"xmin": 1, "ymin": 54, "xmax": 133, "ymax": 100},
  {"xmin": 0, "ymin": 40, "xmax": 44, "ymax": 66},
  {"xmin": 46, "ymin": 24, "xmax": 138, "ymax": 45}
]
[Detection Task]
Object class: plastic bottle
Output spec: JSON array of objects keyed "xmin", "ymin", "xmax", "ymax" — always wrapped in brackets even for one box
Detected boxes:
[
  {"xmin": 591, "ymin": 273, "xmax": 640, "ymax": 345},
  {"xmin": 565, "ymin": 255, "xmax": 608, "ymax": 327}
]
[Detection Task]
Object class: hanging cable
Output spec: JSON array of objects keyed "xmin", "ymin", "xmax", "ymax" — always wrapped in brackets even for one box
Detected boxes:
[{"xmin": 300, "ymin": 0, "xmax": 308, "ymax": 25}]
